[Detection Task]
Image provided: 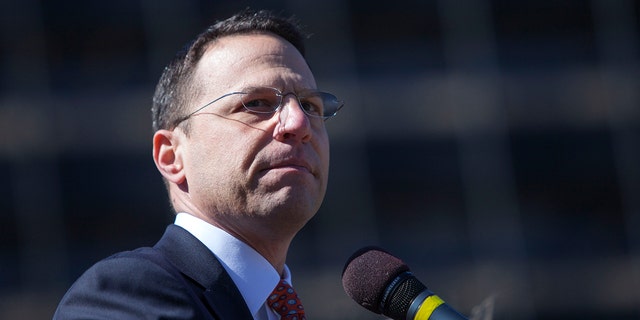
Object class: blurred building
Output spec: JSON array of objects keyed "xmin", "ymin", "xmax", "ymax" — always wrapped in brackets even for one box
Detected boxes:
[{"xmin": 1, "ymin": 0, "xmax": 639, "ymax": 319}]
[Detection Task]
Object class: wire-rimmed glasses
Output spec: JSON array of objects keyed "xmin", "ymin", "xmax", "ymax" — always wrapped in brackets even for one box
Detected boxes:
[{"xmin": 174, "ymin": 86, "xmax": 344, "ymax": 127}]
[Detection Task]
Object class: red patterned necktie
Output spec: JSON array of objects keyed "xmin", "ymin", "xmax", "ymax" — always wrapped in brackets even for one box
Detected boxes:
[{"xmin": 268, "ymin": 279, "xmax": 306, "ymax": 320}]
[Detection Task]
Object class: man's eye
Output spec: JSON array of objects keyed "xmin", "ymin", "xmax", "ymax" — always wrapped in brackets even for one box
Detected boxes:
[
  {"xmin": 301, "ymin": 101, "xmax": 322, "ymax": 116},
  {"xmin": 243, "ymin": 99, "xmax": 275, "ymax": 112},
  {"xmin": 300, "ymin": 96, "xmax": 324, "ymax": 116}
]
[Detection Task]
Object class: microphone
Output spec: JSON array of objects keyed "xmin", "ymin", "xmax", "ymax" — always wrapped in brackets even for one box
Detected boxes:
[{"xmin": 342, "ymin": 246, "xmax": 468, "ymax": 320}]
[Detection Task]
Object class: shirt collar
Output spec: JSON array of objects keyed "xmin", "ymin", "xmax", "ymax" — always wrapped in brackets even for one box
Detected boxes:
[{"xmin": 174, "ymin": 213, "xmax": 291, "ymax": 318}]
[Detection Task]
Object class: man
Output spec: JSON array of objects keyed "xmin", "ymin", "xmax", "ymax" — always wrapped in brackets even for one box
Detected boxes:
[{"xmin": 54, "ymin": 9, "xmax": 343, "ymax": 319}]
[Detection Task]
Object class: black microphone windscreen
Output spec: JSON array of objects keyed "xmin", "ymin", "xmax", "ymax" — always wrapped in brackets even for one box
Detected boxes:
[{"xmin": 341, "ymin": 246, "xmax": 410, "ymax": 314}]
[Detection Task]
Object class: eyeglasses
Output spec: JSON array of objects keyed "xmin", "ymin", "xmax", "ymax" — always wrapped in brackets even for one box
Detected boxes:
[{"xmin": 174, "ymin": 86, "xmax": 344, "ymax": 127}]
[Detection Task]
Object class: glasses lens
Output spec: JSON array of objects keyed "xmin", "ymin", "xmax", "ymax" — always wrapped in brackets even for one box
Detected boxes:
[
  {"xmin": 298, "ymin": 91, "xmax": 344, "ymax": 119},
  {"xmin": 240, "ymin": 87, "xmax": 343, "ymax": 119},
  {"xmin": 298, "ymin": 92, "xmax": 326, "ymax": 118},
  {"xmin": 240, "ymin": 87, "xmax": 281, "ymax": 113},
  {"xmin": 318, "ymin": 92, "xmax": 343, "ymax": 118}
]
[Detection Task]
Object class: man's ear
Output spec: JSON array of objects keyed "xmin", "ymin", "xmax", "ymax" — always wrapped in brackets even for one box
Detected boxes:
[{"xmin": 153, "ymin": 129, "xmax": 186, "ymax": 184}]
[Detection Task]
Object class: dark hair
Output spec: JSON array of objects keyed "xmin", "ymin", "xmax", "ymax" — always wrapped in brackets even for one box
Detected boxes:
[{"xmin": 151, "ymin": 9, "xmax": 308, "ymax": 133}]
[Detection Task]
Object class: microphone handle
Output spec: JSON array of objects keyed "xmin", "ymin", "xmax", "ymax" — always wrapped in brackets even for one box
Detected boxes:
[
  {"xmin": 410, "ymin": 290, "xmax": 468, "ymax": 320},
  {"xmin": 429, "ymin": 303, "xmax": 468, "ymax": 320}
]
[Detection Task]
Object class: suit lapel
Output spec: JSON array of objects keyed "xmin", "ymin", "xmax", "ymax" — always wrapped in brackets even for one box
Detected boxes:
[
  {"xmin": 203, "ymin": 282, "xmax": 255, "ymax": 319},
  {"xmin": 154, "ymin": 225, "xmax": 253, "ymax": 320}
]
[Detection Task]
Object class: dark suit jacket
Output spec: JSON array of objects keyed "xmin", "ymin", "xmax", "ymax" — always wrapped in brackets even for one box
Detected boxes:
[{"xmin": 54, "ymin": 225, "xmax": 254, "ymax": 319}]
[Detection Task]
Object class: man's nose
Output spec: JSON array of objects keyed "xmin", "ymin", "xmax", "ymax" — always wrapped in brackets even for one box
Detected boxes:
[{"xmin": 274, "ymin": 94, "xmax": 312, "ymax": 142}]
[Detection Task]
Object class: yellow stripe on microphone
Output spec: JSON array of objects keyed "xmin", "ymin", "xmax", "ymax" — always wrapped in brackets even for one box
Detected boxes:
[{"xmin": 414, "ymin": 295, "xmax": 445, "ymax": 320}]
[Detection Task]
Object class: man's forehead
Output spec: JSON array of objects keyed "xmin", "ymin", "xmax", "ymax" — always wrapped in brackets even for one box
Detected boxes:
[
  {"xmin": 193, "ymin": 33, "xmax": 311, "ymax": 86},
  {"xmin": 203, "ymin": 32, "xmax": 298, "ymax": 59}
]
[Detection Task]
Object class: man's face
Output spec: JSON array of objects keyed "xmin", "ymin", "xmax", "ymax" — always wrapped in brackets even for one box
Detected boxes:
[{"xmin": 177, "ymin": 33, "xmax": 330, "ymax": 230}]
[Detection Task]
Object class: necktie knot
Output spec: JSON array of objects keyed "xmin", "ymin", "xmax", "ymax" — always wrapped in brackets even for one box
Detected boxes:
[{"xmin": 268, "ymin": 279, "xmax": 306, "ymax": 320}]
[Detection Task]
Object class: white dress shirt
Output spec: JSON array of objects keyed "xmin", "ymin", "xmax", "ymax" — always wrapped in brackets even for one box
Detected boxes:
[{"xmin": 174, "ymin": 212, "xmax": 290, "ymax": 320}]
